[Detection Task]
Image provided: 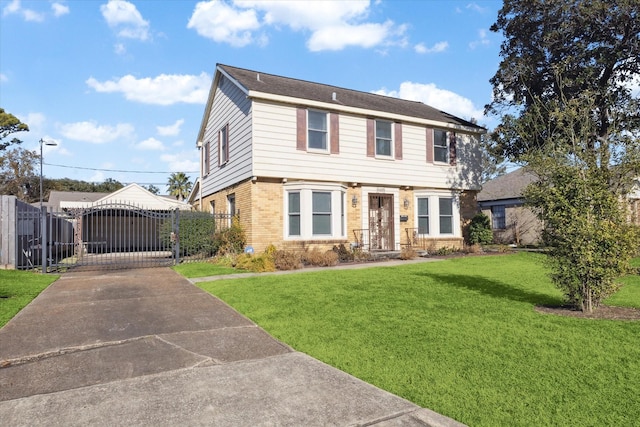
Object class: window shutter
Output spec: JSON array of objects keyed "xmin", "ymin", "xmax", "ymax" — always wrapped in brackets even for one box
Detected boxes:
[
  {"xmin": 204, "ymin": 141, "xmax": 210, "ymax": 175},
  {"xmin": 449, "ymin": 132, "xmax": 457, "ymax": 166},
  {"xmin": 296, "ymin": 107, "xmax": 306, "ymax": 151},
  {"xmin": 225, "ymin": 123, "xmax": 230, "ymax": 161},
  {"xmin": 426, "ymin": 128, "xmax": 434, "ymax": 163},
  {"xmin": 217, "ymin": 131, "xmax": 221, "ymax": 166},
  {"xmin": 394, "ymin": 122, "xmax": 402, "ymax": 160},
  {"xmin": 330, "ymin": 112, "xmax": 339, "ymax": 154},
  {"xmin": 366, "ymin": 118, "xmax": 375, "ymax": 157}
]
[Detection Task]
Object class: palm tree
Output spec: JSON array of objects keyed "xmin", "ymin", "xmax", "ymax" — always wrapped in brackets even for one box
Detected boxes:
[{"xmin": 167, "ymin": 172, "xmax": 192, "ymax": 201}]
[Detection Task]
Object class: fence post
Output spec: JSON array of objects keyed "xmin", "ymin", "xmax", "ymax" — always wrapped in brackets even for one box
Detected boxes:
[
  {"xmin": 173, "ymin": 208, "xmax": 180, "ymax": 265},
  {"xmin": 40, "ymin": 206, "xmax": 47, "ymax": 273}
]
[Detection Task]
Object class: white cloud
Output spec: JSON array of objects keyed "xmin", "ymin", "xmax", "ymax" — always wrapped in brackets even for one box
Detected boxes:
[
  {"xmin": 100, "ymin": 0, "xmax": 150, "ymax": 41},
  {"xmin": 2, "ymin": 0, "xmax": 45, "ymax": 22},
  {"xmin": 58, "ymin": 121, "xmax": 135, "ymax": 143},
  {"xmin": 187, "ymin": 0, "xmax": 260, "ymax": 47},
  {"xmin": 86, "ymin": 73, "xmax": 211, "ymax": 105},
  {"xmin": 188, "ymin": 0, "xmax": 407, "ymax": 52},
  {"xmin": 21, "ymin": 112, "xmax": 47, "ymax": 134},
  {"xmin": 0, "ymin": 73, "xmax": 8, "ymax": 83},
  {"xmin": 114, "ymin": 43, "xmax": 126, "ymax": 55},
  {"xmin": 157, "ymin": 119, "xmax": 184, "ymax": 136},
  {"xmin": 160, "ymin": 152, "xmax": 199, "ymax": 173},
  {"xmin": 374, "ymin": 82, "xmax": 484, "ymax": 122},
  {"xmin": 469, "ymin": 28, "xmax": 490, "ymax": 49},
  {"xmin": 52, "ymin": 2, "xmax": 69, "ymax": 17},
  {"xmin": 135, "ymin": 137, "xmax": 165, "ymax": 151},
  {"xmin": 466, "ymin": 3, "xmax": 487, "ymax": 14},
  {"xmin": 414, "ymin": 41, "xmax": 448, "ymax": 54}
]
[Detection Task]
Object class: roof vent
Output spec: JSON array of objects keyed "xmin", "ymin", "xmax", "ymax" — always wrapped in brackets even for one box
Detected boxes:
[
  {"xmin": 257, "ymin": 73, "xmax": 260, "ymax": 82},
  {"xmin": 332, "ymin": 92, "xmax": 337, "ymax": 101}
]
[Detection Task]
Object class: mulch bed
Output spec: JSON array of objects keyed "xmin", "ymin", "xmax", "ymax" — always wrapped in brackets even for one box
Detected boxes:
[{"xmin": 535, "ymin": 304, "xmax": 640, "ymax": 320}]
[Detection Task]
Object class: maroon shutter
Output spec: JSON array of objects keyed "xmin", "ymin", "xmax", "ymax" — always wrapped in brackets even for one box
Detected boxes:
[
  {"xmin": 296, "ymin": 107, "xmax": 306, "ymax": 151},
  {"xmin": 426, "ymin": 128, "xmax": 434, "ymax": 163},
  {"xmin": 449, "ymin": 132, "xmax": 457, "ymax": 166},
  {"xmin": 330, "ymin": 112, "xmax": 339, "ymax": 154},
  {"xmin": 225, "ymin": 123, "xmax": 230, "ymax": 162},
  {"xmin": 217, "ymin": 131, "xmax": 221, "ymax": 166},
  {"xmin": 394, "ymin": 122, "xmax": 402, "ymax": 160},
  {"xmin": 366, "ymin": 118, "xmax": 375, "ymax": 157}
]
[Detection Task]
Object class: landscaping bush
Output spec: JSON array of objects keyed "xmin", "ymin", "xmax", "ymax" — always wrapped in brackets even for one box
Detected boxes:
[
  {"xmin": 302, "ymin": 248, "xmax": 339, "ymax": 267},
  {"xmin": 274, "ymin": 250, "xmax": 303, "ymax": 270},
  {"xmin": 399, "ymin": 246, "xmax": 417, "ymax": 260},
  {"xmin": 234, "ymin": 252, "xmax": 276, "ymax": 272},
  {"xmin": 161, "ymin": 211, "xmax": 216, "ymax": 257},
  {"xmin": 214, "ymin": 216, "xmax": 246, "ymax": 255},
  {"xmin": 467, "ymin": 213, "xmax": 493, "ymax": 245},
  {"xmin": 332, "ymin": 244, "xmax": 355, "ymax": 262}
]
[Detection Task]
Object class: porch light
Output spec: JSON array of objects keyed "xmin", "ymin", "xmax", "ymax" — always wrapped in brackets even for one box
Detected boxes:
[
  {"xmin": 352, "ymin": 195, "xmax": 358, "ymax": 208},
  {"xmin": 403, "ymin": 197, "xmax": 410, "ymax": 209}
]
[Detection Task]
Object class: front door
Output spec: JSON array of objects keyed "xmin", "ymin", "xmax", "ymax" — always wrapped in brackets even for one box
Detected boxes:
[{"xmin": 368, "ymin": 194, "xmax": 394, "ymax": 250}]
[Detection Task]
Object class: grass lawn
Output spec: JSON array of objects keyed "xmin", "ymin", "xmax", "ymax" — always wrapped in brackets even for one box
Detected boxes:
[
  {"xmin": 195, "ymin": 252, "xmax": 640, "ymax": 427},
  {"xmin": 171, "ymin": 262, "xmax": 245, "ymax": 278},
  {"xmin": 0, "ymin": 270, "xmax": 59, "ymax": 328}
]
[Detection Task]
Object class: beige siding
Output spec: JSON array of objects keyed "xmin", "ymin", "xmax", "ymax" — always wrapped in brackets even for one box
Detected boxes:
[{"xmin": 252, "ymin": 100, "xmax": 482, "ymax": 190}]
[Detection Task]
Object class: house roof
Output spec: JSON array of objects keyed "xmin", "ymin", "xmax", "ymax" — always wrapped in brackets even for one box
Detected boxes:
[
  {"xmin": 214, "ymin": 64, "xmax": 485, "ymax": 131},
  {"xmin": 477, "ymin": 168, "xmax": 538, "ymax": 202},
  {"xmin": 46, "ymin": 190, "xmax": 109, "ymax": 209},
  {"xmin": 59, "ymin": 183, "xmax": 192, "ymax": 210}
]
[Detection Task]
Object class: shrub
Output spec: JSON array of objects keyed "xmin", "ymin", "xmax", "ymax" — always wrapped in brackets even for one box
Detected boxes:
[
  {"xmin": 161, "ymin": 211, "xmax": 216, "ymax": 257},
  {"xmin": 332, "ymin": 244, "xmax": 355, "ymax": 262},
  {"xmin": 399, "ymin": 246, "xmax": 417, "ymax": 260},
  {"xmin": 302, "ymin": 248, "xmax": 339, "ymax": 267},
  {"xmin": 234, "ymin": 252, "xmax": 275, "ymax": 273},
  {"xmin": 274, "ymin": 250, "xmax": 303, "ymax": 270},
  {"xmin": 214, "ymin": 216, "xmax": 246, "ymax": 255},
  {"xmin": 467, "ymin": 213, "xmax": 493, "ymax": 246}
]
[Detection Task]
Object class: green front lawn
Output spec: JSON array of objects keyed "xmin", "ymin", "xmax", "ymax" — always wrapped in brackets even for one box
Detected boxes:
[
  {"xmin": 195, "ymin": 252, "xmax": 640, "ymax": 427},
  {"xmin": 0, "ymin": 270, "xmax": 58, "ymax": 327}
]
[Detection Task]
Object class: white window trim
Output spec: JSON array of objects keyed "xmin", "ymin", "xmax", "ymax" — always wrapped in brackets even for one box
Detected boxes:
[
  {"xmin": 413, "ymin": 191, "xmax": 460, "ymax": 237},
  {"xmin": 283, "ymin": 182, "xmax": 346, "ymax": 240},
  {"xmin": 307, "ymin": 109, "xmax": 330, "ymax": 153},
  {"xmin": 375, "ymin": 119, "xmax": 394, "ymax": 159}
]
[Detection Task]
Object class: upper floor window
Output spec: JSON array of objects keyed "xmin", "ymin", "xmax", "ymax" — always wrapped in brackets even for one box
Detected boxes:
[
  {"xmin": 491, "ymin": 205, "xmax": 506, "ymax": 230},
  {"xmin": 219, "ymin": 124, "xmax": 229, "ymax": 165},
  {"xmin": 434, "ymin": 129, "xmax": 449, "ymax": 163},
  {"xmin": 308, "ymin": 110, "xmax": 328, "ymax": 151},
  {"xmin": 376, "ymin": 120, "xmax": 393, "ymax": 157}
]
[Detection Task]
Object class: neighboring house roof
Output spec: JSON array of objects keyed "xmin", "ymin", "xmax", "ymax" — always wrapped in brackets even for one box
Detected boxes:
[
  {"xmin": 477, "ymin": 168, "xmax": 538, "ymax": 202},
  {"xmin": 197, "ymin": 64, "xmax": 485, "ymax": 145},
  {"xmin": 59, "ymin": 183, "xmax": 192, "ymax": 210},
  {"xmin": 187, "ymin": 178, "xmax": 200, "ymax": 206},
  {"xmin": 46, "ymin": 191, "xmax": 109, "ymax": 209}
]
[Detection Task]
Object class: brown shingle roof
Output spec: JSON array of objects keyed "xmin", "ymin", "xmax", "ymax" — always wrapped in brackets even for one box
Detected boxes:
[
  {"xmin": 218, "ymin": 64, "xmax": 485, "ymax": 130},
  {"xmin": 46, "ymin": 191, "xmax": 109, "ymax": 209},
  {"xmin": 477, "ymin": 168, "xmax": 538, "ymax": 202}
]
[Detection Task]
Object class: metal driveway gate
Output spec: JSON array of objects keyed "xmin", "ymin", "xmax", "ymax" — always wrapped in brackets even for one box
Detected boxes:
[{"xmin": 46, "ymin": 202, "xmax": 177, "ymax": 271}]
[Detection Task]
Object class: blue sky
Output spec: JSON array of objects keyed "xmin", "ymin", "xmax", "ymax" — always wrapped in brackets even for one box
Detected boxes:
[{"xmin": 1, "ymin": 0, "xmax": 504, "ymax": 193}]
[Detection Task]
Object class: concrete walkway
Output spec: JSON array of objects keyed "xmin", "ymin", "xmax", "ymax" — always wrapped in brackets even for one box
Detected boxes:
[{"xmin": 0, "ymin": 264, "xmax": 464, "ymax": 426}]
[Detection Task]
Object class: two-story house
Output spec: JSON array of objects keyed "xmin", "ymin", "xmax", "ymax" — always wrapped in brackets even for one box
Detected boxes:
[{"xmin": 192, "ymin": 64, "xmax": 485, "ymax": 253}]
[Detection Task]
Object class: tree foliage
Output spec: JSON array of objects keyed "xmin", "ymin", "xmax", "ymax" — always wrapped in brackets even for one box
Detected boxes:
[
  {"xmin": 0, "ymin": 108, "xmax": 29, "ymax": 151},
  {"xmin": 0, "ymin": 147, "xmax": 39, "ymax": 202},
  {"xmin": 167, "ymin": 172, "xmax": 192, "ymax": 201},
  {"xmin": 487, "ymin": 0, "xmax": 640, "ymax": 312}
]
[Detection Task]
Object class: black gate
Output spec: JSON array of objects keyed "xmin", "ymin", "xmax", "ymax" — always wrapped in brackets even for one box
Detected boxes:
[{"xmin": 5, "ymin": 200, "xmax": 235, "ymax": 272}]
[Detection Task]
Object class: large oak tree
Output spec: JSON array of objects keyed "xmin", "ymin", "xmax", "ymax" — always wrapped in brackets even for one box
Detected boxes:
[{"xmin": 487, "ymin": 0, "xmax": 640, "ymax": 312}]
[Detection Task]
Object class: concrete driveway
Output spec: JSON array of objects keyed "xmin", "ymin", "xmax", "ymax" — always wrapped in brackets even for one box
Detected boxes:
[{"xmin": 0, "ymin": 267, "xmax": 464, "ymax": 426}]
